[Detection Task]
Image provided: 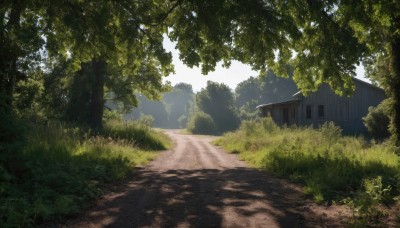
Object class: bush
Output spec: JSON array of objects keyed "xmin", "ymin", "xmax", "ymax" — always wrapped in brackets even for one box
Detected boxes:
[
  {"xmin": 136, "ymin": 114, "xmax": 154, "ymax": 127},
  {"xmin": 0, "ymin": 120, "xmax": 170, "ymax": 227},
  {"xmin": 178, "ymin": 114, "xmax": 188, "ymax": 128},
  {"xmin": 216, "ymin": 119, "xmax": 400, "ymax": 209},
  {"xmin": 187, "ymin": 112, "xmax": 217, "ymax": 135},
  {"xmin": 260, "ymin": 116, "xmax": 279, "ymax": 133},
  {"xmin": 363, "ymin": 99, "xmax": 390, "ymax": 140}
]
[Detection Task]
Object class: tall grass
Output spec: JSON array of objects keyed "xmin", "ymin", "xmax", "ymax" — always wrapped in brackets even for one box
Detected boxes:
[
  {"xmin": 102, "ymin": 120, "xmax": 171, "ymax": 150},
  {"xmin": 216, "ymin": 118, "xmax": 400, "ymax": 224},
  {"xmin": 0, "ymin": 120, "xmax": 170, "ymax": 227}
]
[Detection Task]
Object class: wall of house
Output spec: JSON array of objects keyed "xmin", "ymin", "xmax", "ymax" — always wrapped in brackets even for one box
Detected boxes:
[
  {"xmin": 261, "ymin": 102, "xmax": 299, "ymax": 125},
  {"xmin": 298, "ymin": 80, "xmax": 386, "ymax": 134}
]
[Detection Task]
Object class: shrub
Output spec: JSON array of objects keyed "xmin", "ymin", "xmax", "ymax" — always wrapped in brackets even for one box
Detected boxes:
[
  {"xmin": 216, "ymin": 118, "xmax": 400, "ymax": 210},
  {"xmin": 0, "ymin": 120, "xmax": 170, "ymax": 227},
  {"xmin": 187, "ymin": 112, "xmax": 217, "ymax": 135},
  {"xmin": 136, "ymin": 114, "xmax": 154, "ymax": 127},
  {"xmin": 260, "ymin": 116, "xmax": 278, "ymax": 133},
  {"xmin": 347, "ymin": 176, "xmax": 392, "ymax": 226},
  {"xmin": 178, "ymin": 114, "xmax": 188, "ymax": 128},
  {"xmin": 363, "ymin": 99, "xmax": 390, "ymax": 140}
]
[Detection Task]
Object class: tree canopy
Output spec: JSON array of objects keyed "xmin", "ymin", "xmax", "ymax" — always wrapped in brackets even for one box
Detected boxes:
[
  {"xmin": 196, "ymin": 81, "xmax": 239, "ymax": 133},
  {"xmin": 1, "ymin": 0, "xmax": 400, "ymax": 145},
  {"xmin": 167, "ymin": 0, "xmax": 400, "ymax": 146}
]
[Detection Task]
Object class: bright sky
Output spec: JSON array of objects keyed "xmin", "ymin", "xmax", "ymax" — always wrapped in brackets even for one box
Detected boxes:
[{"xmin": 162, "ymin": 37, "xmax": 369, "ymax": 92}]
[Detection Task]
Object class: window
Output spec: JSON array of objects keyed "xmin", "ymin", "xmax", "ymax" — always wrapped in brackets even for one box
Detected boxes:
[
  {"xmin": 306, "ymin": 105, "xmax": 312, "ymax": 119},
  {"xmin": 318, "ymin": 105, "xmax": 325, "ymax": 118}
]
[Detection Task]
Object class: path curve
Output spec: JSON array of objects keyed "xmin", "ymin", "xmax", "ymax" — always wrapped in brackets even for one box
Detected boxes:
[{"xmin": 60, "ymin": 130, "xmax": 349, "ymax": 227}]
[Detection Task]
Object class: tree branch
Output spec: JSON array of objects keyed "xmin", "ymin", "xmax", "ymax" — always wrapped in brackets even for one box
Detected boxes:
[{"xmin": 151, "ymin": 0, "xmax": 181, "ymax": 26}]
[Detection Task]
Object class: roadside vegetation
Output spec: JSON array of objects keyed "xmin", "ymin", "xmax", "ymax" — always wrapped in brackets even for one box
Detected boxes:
[
  {"xmin": 186, "ymin": 72, "xmax": 297, "ymax": 136},
  {"xmin": 215, "ymin": 117, "xmax": 400, "ymax": 226},
  {"xmin": 0, "ymin": 119, "xmax": 170, "ymax": 227}
]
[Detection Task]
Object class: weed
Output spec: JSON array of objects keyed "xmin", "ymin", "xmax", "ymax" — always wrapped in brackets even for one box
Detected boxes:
[
  {"xmin": 0, "ymin": 120, "xmax": 170, "ymax": 227},
  {"xmin": 216, "ymin": 117, "xmax": 400, "ymax": 225}
]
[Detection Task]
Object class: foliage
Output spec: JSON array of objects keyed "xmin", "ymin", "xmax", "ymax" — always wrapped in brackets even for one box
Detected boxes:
[
  {"xmin": 345, "ymin": 176, "xmax": 392, "ymax": 227},
  {"xmin": 173, "ymin": 82, "xmax": 194, "ymax": 94},
  {"xmin": 196, "ymin": 81, "xmax": 239, "ymax": 134},
  {"xmin": 0, "ymin": 121, "xmax": 170, "ymax": 227},
  {"xmin": 162, "ymin": 83, "xmax": 195, "ymax": 128},
  {"xmin": 216, "ymin": 118, "xmax": 399, "ymax": 224},
  {"xmin": 168, "ymin": 0, "xmax": 400, "ymax": 146},
  {"xmin": 131, "ymin": 94, "xmax": 169, "ymax": 128},
  {"xmin": 237, "ymin": 100, "xmax": 260, "ymax": 121},
  {"xmin": 136, "ymin": 115, "xmax": 155, "ymax": 128},
  {"xmin": 0, "ymin": 94, "xmax": 25, "ymax": 153},
  {"xmin": 259, "ymin": 70, "xmax": 298, "ymax": 103},
  {"xmin": 1, "ymin": 1, "xmax": 175, "ymax": 130},
  {"xmin": 235, "ymin": 76, "xmax": 261, "ymax": 109},
  {"xmin": 2, "ymin": 0, "xmax": 400, "ymax": 150},
  {"xmin": 101, "ymin": 120, "xmax": 170, "ymax": 150},
  {"xmin": 178, "ymin": 114, "xmax": 188, "ymax": 128},
  {"xmin": 187, "ymin": 112, "xmax": 217, "ymax": 135},
  {"xmin": 124, "ymin": 84, "xmax": 194, "ymax": 129},
  {"xmin": 103, "ymin": 109, "xmax": 121, "ymax": 122},
  {"xmin": 363, "ymin": 99, "xmax": 391, "ymax": 140},
  {"xmin": 234, "ymin": 71, "xmax": 298, "ymax": 110},
  {"xmin": 234, "ymin": 71, "xmax": 298, "ymax": 122}
]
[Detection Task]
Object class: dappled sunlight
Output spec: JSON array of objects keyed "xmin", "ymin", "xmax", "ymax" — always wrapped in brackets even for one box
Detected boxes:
[{"xmin": 67, "ymin": 168, "xmax": 350, "ymax": 227}]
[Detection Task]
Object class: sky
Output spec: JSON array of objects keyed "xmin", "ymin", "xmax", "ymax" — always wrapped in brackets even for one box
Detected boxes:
[{"xmin": 162, "ymin": 37, "xmax": 369, "ymax": 92}]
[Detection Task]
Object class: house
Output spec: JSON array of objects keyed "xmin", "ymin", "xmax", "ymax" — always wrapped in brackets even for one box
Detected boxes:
[{"xmin": 256, "ymin": 78, "xmax": 386, "ymax": 134}]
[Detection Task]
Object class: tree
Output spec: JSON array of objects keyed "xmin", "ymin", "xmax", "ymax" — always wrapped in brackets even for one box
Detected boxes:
[
  {"xmin": 163, "ymin": 83, "xmax": 194, "ymax": 128},
  {"xmin": 336, "ymin": 1, "xmax": 400, "ymax": 146},
  {"xmin": 187, "ymin": 112, "xmax": 217, "ymax": 135},
  {"xmin": 3, "ymin": 1, "xmax": 400, "ymax": 145},
  {"xmin": 196, "ymin": 81, "xmax": 239, "ymax": 133},
  {"xmin": 43, "ymin": 1, "xmax": 174, "ymax": 129},
  {"xmin": 1, "ymin": 1, "xmax": 175, "ymax": 131},
  {"xmin": 259, "ymin": 70, "xmax": 298, "ymax": 104},
  {"xmin": 234, "ymin": 70, "xmax": 297, "ymax": 121},
  {"xmin": 133, "ymin": 94, "xmax": 169, "ymax": 128},
  {"xmin": 173, "ymin": 82, "xmax": 194, "ymax": 94},
  {"xmin": 234, "ymin": 76, "xmax": 261, "ymax": 109},
  {"xmin": 167, "ymin": 1, "xmax": 400, "ymax": 147},
  {"xmin": 363, "ymin": 99, "xmax": 391, "ymax": 140}
]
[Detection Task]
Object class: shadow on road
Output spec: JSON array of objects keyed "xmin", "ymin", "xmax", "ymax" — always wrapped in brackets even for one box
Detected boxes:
[{"xmin": 73, "ymin": 168, "xmax": 346, "ymax": 227}]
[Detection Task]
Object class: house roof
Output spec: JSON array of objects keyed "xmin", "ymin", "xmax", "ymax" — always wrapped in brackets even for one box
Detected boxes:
[
  {"xmin": 256, "ymin": 78, "xmax": 385, "ymax": 110},
  {"xmin": 256, "ymin": 99, "xmax": 301, "ymax": 109},
  {"xmin": 290, "ymin": 78, "xmax": 384, "ymax": 98}
]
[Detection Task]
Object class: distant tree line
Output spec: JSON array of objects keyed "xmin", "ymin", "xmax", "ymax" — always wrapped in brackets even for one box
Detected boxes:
[
  {"xmin": 123, "ymin": 83, "xmax": 195, "ymax": 129},
  {"xmin": 126, "ymin": 70, "xmax": 298, "ymax": 135}
]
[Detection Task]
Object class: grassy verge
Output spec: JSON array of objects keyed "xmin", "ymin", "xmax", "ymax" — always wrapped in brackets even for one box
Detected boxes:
[
  {"xmin": 215, "ymin": 118, "xmax": 400, "ymax": 226},
  {"xmin": 0, "ymin": 120, "xmax": 170, "ymax": 227}
]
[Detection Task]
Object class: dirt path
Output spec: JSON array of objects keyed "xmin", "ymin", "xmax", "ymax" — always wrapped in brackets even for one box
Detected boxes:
[{"xmin": 61, "ymin": 130, "xmax": 350, "ymax": 227}]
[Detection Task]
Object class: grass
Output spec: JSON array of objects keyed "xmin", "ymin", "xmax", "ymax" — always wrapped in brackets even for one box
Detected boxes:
[
  {"xmin": 0, "ymin": 120, "xmax": 170, "ymax": 227},
  {"xmin": 101, "ymin": 120, "xmax": 171, "ymax": 150},
  {"xmin": 215, "ymin": 118, "xmax": 400, "ymax": 226}
]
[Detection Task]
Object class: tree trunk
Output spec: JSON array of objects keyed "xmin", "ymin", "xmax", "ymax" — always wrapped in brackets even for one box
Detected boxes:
[
  {"xmin": 89, "ymin": 59, "xmax": 106, "ymax": 129},
  {"xmin": 0, "ymin": 1, "xmax": 21, "ymax": 107},
  {"xmin": 0, "ymin": 2, "xmax": 22, "ymax": 151},
  {"xmin": 388, "ymin": 31, "xmax": 400, "ymax": 149}
]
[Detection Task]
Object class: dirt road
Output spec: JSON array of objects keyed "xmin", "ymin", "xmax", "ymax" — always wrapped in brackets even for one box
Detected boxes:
[{"xmin": 62, "ymin": 130, "xmax": 349, "ymax": 227}]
